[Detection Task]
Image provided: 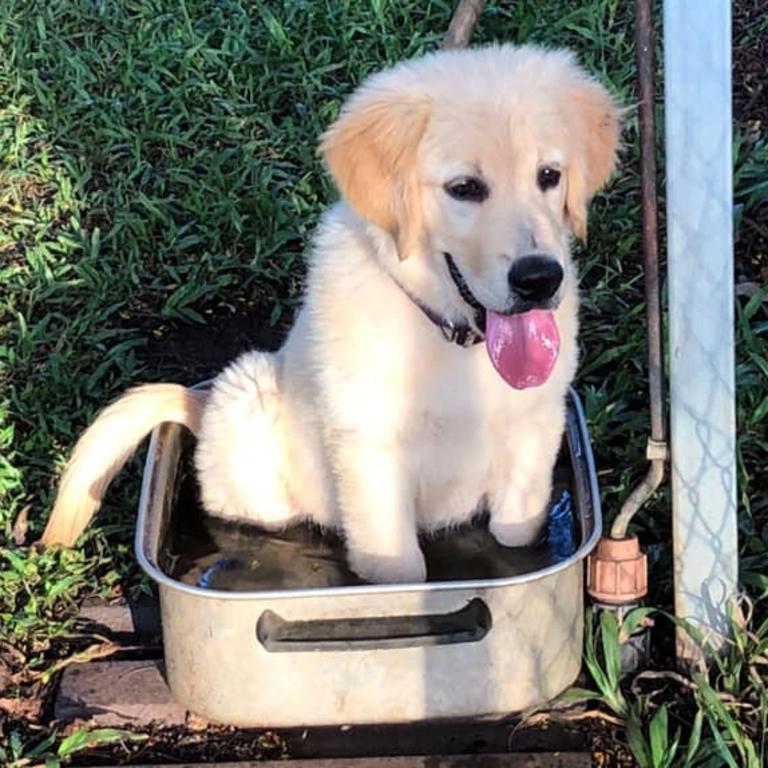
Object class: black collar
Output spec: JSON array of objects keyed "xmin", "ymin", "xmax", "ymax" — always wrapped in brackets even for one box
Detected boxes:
[{"xmin": 389, "ymin": 253, "xmax": 486, "ymax": 348}]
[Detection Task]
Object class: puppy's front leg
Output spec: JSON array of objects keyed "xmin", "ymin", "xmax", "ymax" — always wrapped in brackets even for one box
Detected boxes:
[
  {"xmin": 488, "ymin": 410, "xmax": 565, "ymax": 548},
  {"xmin": 334, "ymin": 439, "xmax": 426, "ymax": 584}
]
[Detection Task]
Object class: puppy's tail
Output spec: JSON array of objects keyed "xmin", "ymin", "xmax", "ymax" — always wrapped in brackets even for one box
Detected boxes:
[{"xmin": 42, "ymin": 384, "xmax": 208, "ymax": 547}]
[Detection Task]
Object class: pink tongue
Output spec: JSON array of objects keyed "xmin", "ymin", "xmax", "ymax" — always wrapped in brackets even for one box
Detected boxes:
[{"xmin": 485, "ymin": 309, "xmax": 560, "ymax": 389}]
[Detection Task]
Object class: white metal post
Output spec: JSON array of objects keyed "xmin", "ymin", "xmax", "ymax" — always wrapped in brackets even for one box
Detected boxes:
[{"xmin": 664, "ymin": 1, "xmax": 738, "ymax": 663}]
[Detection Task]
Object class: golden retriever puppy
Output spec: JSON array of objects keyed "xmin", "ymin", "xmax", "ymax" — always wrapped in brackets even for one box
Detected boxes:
[{"xmin": 43, "ymin": 44, "xmax": 619, "ymax": 584}]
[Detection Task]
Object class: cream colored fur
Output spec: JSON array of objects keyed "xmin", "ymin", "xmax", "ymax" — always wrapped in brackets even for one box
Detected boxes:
[
  {"xmin": 43, "ymin": 44, "xmax": 619, "ymax": 583},
  {"xmin": 42, "ymin": 385, "xmax": 207, "ymax": 546}
]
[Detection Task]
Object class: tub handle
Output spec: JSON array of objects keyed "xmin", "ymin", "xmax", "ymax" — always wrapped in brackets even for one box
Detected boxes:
[{"xmin": 256, "ymin": 598, "xmax": 491, "ymax": 652}]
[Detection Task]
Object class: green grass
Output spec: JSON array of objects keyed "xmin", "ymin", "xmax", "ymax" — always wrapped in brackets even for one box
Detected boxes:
[{"xmin": 0, "ymin": 0, "xmax": 766, "ymax": 764}]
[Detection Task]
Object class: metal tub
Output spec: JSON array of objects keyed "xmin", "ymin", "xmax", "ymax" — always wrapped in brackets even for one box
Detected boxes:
[{"xmin": 136, "ymin": 388, "xmax": 601, "ymax": 727}]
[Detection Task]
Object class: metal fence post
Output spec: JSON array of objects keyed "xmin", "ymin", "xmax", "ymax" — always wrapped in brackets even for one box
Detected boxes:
[{"xmin": 664, "ymin": 0, "xmax": 739, "ymax": 663}]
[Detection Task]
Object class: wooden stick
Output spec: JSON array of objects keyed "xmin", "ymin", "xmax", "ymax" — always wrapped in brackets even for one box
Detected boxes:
[{"xmin": 442, "ymin": 0, "xmax": 487, "ymax": 49}]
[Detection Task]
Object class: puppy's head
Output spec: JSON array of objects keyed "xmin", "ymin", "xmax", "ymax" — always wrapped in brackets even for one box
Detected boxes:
[{"xmin": 320, "ymin": 45, "xmax": 620, "ymax": 316}]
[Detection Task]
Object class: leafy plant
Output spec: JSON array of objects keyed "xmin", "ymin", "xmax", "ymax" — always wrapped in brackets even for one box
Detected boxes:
[
  {"xmin": 626, "ymin": 705, "xmax": 678, "ymax": 768},
  {"xmin": 567, "ymin": 606, "xmax": 655, "ymax": 718},
  {"xmin": 0, "ymin": 727, "xmax": 146, "ymax": 768},
  {"xmin": 683, "ymin": 600, "xmax": 768, "ymax": 768}
]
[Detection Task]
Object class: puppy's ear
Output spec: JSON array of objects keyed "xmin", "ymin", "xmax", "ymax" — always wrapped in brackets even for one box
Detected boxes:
[
  {"xmin": 319, "ymin": 83, "xmax": 430, "ymax": 260},
  {"xmin": 563, "ymin": 77, "xmax": 621, "ymax": 241}
]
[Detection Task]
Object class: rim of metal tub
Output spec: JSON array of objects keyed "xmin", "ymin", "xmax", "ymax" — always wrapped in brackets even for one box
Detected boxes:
[{"xmin": 135, "ymin": 386, "xmax": 602, "ymax": 601}]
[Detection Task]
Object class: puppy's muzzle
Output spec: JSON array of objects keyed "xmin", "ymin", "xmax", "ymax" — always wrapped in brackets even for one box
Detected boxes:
[{"xmin": 508, "ymin": 255, "xmax": 563, "ymax": 306}]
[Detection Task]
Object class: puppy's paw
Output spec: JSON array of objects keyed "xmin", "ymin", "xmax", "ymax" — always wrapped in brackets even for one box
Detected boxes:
[
  {"xmin": 489, "ymin": 482, "xmax": 550, "ymax": 549},
  {"xmin": 348, "ymin": 547, "xmax": 427, "ymax": 585},
  {"xmin": 489, "ymin": 515, "xmax": 547, "ymax": 549}
]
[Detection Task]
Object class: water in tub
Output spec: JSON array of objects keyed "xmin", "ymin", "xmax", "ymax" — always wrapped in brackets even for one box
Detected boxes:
[{"xmin": 161, "ymin": 452, "xmax": 579, "ymax": 591}]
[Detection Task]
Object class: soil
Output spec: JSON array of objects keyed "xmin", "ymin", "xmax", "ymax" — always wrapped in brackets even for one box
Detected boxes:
[
  {"xmin": 733, "ymin": 0, "xmax": 767, "ymax": 284},
  {"xmin": 140, "ymin": 307, "xmax": 291, "ymax": 384},
  {"xmin": 69, "ymin": 716, "xmax": 625, "ymax": 766},
  {"xmin": 733, "ymin": 1, "xmax": 767, "ymax": 131}
]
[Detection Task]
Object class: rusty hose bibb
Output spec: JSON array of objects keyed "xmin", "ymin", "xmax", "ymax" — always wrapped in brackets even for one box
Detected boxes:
[{"xmin": 587, "ymin": 536, "xmax": 648, "ymax": 605}]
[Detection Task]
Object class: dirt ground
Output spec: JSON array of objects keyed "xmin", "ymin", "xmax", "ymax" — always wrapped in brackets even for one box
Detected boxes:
[{"xmin": 733, "ymin": 0, "xmax": 767, "ymax": 283}]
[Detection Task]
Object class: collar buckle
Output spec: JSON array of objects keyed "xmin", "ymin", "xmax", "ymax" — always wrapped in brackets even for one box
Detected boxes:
[
  {"xmin": 387, "ymin": 272, "xmax": 484, "ymax": 349},
  {"xmin": 441, "ymin": 321, "xmax": 482, "ymax": 348}
]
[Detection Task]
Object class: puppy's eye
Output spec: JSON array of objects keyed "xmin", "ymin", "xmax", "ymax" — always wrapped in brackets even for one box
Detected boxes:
[
  {"xmin": 537, "ymin": 166, "xmax": 561, "ymax": 191},
  {"xmin": 444, "ymin": 176, "xmax": 489, "ymax": 203}
]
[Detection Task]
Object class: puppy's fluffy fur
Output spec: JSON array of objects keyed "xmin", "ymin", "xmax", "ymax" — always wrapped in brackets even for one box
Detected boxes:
[{"xmin": 43, "ymin": 45, "xmax": 619, "ymax": 584}]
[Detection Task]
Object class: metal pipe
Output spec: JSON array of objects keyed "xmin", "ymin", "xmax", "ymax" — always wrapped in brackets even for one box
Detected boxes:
[
  {"xmin": 610, "ymin": 0, "xmax": 668, "ymax": 541},
  {"xmin": 635, "ymin": 0, "xmax": 665, "ymax": 447},
  {"xmin": 611, "ymin": 460, "xmax": 665, "ymax": 540}
]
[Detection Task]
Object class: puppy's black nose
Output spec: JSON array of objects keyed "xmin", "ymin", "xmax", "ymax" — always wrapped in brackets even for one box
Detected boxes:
[{"xmin": 508, "ymin": 255, "xmax": 563, "ymax": 304}]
